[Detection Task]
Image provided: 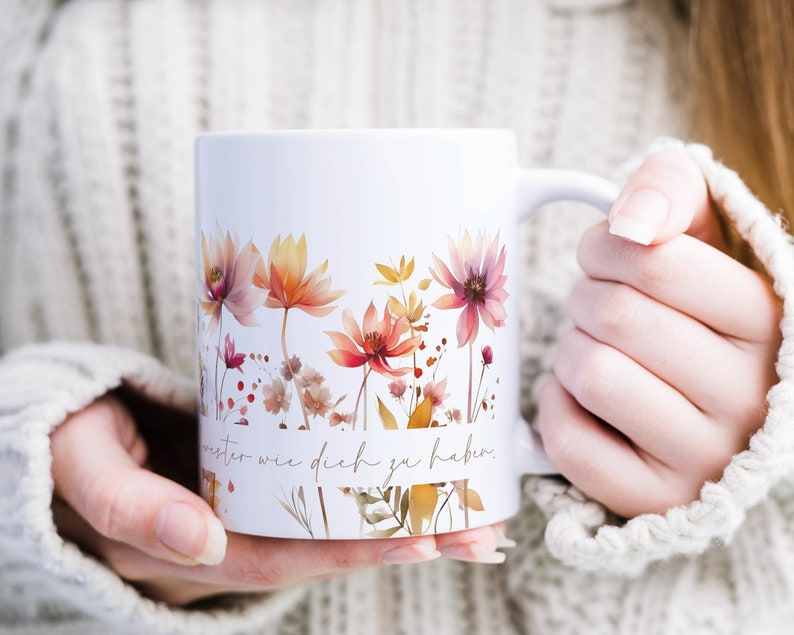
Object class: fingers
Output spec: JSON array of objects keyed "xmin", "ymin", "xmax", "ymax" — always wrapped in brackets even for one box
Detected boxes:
[
  {"xmin": 552, "ymin": 327, "xmax": 715, "ymax": 465},
  {"xmin": 607, "ymin": 149, "xmax": 719, "ymax": 246},
  {"xmin": 545, "ymin": 149, "xmax": 783, "ymax": 518},
  {"xmin": 55, "ymin": 494, "xmax": 511, "ymax": 607},
  {"xmin": 565, "ymin": 277, "xmax": 771, "ymax": 423},
  {"xmin": 578, "ymin": 222, "xmax": 782, "ymax": 344},
  {"xmin": 51, "ymin": 396, "xmax": 227, "ymax": 566},
  {"xmin": 537, "ymin": 378, "xmax": 690, "ymax": 516},
  {"xmin": 51, "ymin": 397, "xmax": 516, "ymax": 606},
  {"xmin": 435, "ymin": 523, "xmax": 514, "ymax": 564}
]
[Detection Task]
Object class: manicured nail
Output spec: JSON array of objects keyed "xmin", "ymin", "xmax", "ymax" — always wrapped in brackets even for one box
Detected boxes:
[
  {"xmin": 382, "ymin": 543, "xmax": 442, "ymax": 565},
  {"xmin": 157, "ymin": 502, "xmax": 228, "ymax": 566},
  {"xmin": 440, "ymin": 543, "xmax": 507, "ymax": 564},
  {"xmin": 609, "ymin": 188, "xmax": 670, "ymax": 245},
  {"xmin": 493, "ymin": 527, "xmax": 517, "ymax": 549}
]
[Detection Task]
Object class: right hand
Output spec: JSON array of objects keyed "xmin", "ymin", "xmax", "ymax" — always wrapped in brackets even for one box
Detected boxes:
[{"xmin": 51, "ymin": 395, "xmax": 509, "ymax": 606}]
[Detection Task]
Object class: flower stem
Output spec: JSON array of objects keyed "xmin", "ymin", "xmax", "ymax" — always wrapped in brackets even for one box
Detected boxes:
[
  {"xmin": 281, "ymin": 309, "xmax": 310, "ymax": 429},
  {"xmin": 352, "ymin": 366, "xmax": 372, "ymax": 431},
  {"xmin": 214, "ymin": 312, "xmax": 223, "ymax": 419},
  {"xmin": 378, "ymin": 486, "xmax": 408, "ymax": 533},
  {"xmin": 318, "ymin": 486, "xmax": 330, "ymax": 539},
  {"xmin": 219, "ymin": 367, "xmax": 228, "ymax": 420},
  {"xmin": 400, "ymin": 280, "xmax": 418, "ymax": 414},
  {"xmin": 433, "ymin": 487, "xmax": 456, "ymax": 534},
  {"xmin": 472, "ymin": 365, "xmax": 486, "ymax": 422},
  {"xmin": 467, "ymin": 342, "xmax": 473, "ymax": 423},
  {"xmin": 462, "ymin": 479, "xmax": 470, "ymax": 529}
]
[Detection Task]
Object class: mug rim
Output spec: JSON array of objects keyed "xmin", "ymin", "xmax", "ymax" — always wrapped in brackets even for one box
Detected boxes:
[{"xmin": 195, "ymin": 127, "xmax": 517, "ymax": 141}]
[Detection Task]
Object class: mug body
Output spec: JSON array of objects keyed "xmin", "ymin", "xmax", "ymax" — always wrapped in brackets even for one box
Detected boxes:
[{"xmin": 196, "ymin": 129, "xmax": 525, "ymax": 539}]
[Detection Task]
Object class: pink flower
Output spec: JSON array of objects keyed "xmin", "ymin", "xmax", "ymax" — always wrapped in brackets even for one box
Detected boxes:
[
  {"xmin": 200, "ymin": 223, "xmax": 267, "ymax": 333},
  {"xmin": 423, "ymin": 378, "xmax": 450, "ymax": 408},
  {"xmin": 388, "ymin": 378, "xmax": 408, "ymax": 399},
  {"xmin": 481, "ymin": 345, "xmax": 493, "ymax": 366},
  {"xmin": 280, "ymin": 355, "xmax": 302, "ymax": 381},
  {"xmin": 216, "ymin": 333, "xmax": 246, "ymax": 372},
  {"xmin": 326, "ymin": 302, "xmax": 421, "ymax": 377},
  {"xmin": 303, "ymin": 383, "xmax": 333, "ymax": 418},
  {"xmin": 430, "ymin": 231, "xmax": 508, "ymax": 347},
  {"xmin": 297, "ymin": 364, "xmax": 325, "ymax": 388},
  {"xmin": 263, "ymin": 378, "xmax": 291, "ymax": 415},
  {"xmin": 329, "ymin": 412, "xmax": 354, "ymax": 427}
]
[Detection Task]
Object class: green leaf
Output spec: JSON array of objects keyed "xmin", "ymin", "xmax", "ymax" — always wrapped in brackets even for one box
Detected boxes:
[
  {"xmin": 278, "ymin": 499, "xmax": 301, "ymax": 523},
  {"xmin": 400, "ymin": 488, "xmax": 410, "ymax": 525},
  {"xmin": 357, "ymin": 491, "xmax": 381, "ymax": 505},
  {"xmin": 367, "ymin": 526, "xmax": 401, "ymax": 538},
  {"xmin": 364, "ymin": 509, "xmax": 392, "ymax": 525}
]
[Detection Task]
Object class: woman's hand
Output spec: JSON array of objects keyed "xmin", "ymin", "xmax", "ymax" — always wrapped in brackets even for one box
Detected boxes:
[
  {"xmin": 50, "ymin": 395, "xmax": 509, "ymax": 607},
  {"xmin": 538, "ymin": 149, "xmax": 783, "ymax": 518}
]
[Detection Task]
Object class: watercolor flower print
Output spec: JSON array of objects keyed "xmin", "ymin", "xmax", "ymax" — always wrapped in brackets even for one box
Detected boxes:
[
  {"xmin": 333, "ymin": 230, "xmax": 508, "ymax": 537},
  {"xmin": 198, "ymin": 223, "xmax": 267, "ymax": 420},
  {"xmin": 430, "ymin": 230, "xmax": 507, "ymax": 423},
  {"xmin": 197, "ymin": 225, "xmax": 508, "ymax": 537}
]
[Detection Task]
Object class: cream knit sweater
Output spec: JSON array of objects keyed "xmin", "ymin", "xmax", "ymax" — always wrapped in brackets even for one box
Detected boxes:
[{"xmin": 3, "ymin": 1, "xmax": 794, "ymax": 634}]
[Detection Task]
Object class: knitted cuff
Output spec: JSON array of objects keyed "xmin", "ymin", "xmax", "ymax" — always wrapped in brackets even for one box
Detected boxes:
[
  {"xmin": 533, "ymin": 138, "xmax": 794, "ymax": 575},
  {"xmin": 0, "ymin": 341, "xmax": 303, "ymax": 634}
]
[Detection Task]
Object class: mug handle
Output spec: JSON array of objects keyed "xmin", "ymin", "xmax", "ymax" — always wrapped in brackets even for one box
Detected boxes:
[{"xmin": 513, "ymin": 168, "xmax": 620, "ymax": 475}]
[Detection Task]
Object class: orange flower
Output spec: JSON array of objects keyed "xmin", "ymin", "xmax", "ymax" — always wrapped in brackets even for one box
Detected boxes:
[
  {"xmin": 255, "ymin": 234, "xmax": 345, "ymax": 316},
  {"xmin": 326, "ymin": 302, "xmax": 421, "ymax": 377},
  {"xmin": 200, "ymin": 224, "xmax": 267, "ymax": 333}
]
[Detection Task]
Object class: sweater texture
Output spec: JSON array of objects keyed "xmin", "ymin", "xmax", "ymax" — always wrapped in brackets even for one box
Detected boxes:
[{"xmin": 3, "ymin": 1, "xmax": 794, "ymax": 634}]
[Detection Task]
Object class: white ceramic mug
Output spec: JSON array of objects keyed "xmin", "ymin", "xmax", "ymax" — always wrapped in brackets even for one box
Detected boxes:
[{"xmin": 195, "ymin": 129, "xmax": 618, "ymax": 539}]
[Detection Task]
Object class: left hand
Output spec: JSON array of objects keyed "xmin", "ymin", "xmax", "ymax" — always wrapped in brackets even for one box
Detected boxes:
[{"xmin": 537, "ymin": 149, "xmax": 783, "ymax": 518}]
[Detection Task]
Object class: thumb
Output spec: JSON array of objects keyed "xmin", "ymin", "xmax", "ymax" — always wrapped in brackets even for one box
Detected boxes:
[
  {"xmin": 607, "ymin": 149, "xmax": 720, "ymax": 246},
  {"xmin": 51, "ymin": 395, "xmax": 227, "ymax": 566}
]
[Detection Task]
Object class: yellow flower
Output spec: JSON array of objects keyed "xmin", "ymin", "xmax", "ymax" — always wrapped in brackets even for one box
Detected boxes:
[
  {"xmin": 255, "ymin": 234, "xmax": 345, "ymax": 316},
  {"xmin": 374, "ymin": 255, "xmax": 415, "ymax": 286}
]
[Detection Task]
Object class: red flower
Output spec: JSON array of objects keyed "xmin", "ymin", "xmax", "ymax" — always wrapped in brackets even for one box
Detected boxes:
[
  {"xmin": 326, "ymin": 302, "xmax": 421, "ymax": 377},
  {"xmin": 217, "ymin": 334, "xmax": 246, "ymax": 372}
]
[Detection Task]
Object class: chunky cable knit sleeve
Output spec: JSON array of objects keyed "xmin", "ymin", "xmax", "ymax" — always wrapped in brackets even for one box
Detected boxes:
[
  {"xmin": 525, "ymin": 138, "xmax": 794, "ymax": 576},
  {"xmin": 0, "ymin": 342, "xmax": 305, "ymax": 634}
]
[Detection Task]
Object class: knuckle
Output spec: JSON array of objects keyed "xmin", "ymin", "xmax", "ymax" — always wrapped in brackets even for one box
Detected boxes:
[
  {"xmin": 591, "ymin": 284, "xmax": 639, "ymax": 339},
  {"xmin": 238, "ymin": 559, "xmax": 286, "ymax": 589},
  {"xmin": 536, "ymin": 383, "xmax": 576, "ymax": 470},
  {"xmin": 571, "ymin": 346, "xmax": 615, "ymax": 408},
  {"xmin": 83, "ymin": 477, "xmax": 128, "ymax": 540},
  {"xmin": 632, "ymin": 247, "xmax": 676, "ymax": 293}
]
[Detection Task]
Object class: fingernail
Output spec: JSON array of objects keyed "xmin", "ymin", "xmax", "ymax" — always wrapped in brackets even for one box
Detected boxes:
[
  {"xmin": 382, "ymin": 543, "xmax": 442, "ymax": 565},
  {"xmin": 157, "ymin": 502, "xmax": 228, "ymax": 566},
  {"xmin": 609, "ymin": 188, "xmax": 670, "ymax": 245},
  {"xmin": 440, "ymin": 543, "xmax": 507, "ymax": 564},
  {"xmin": 493, "ymin": 527, "xmax": 517, "ymax": 549}
]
